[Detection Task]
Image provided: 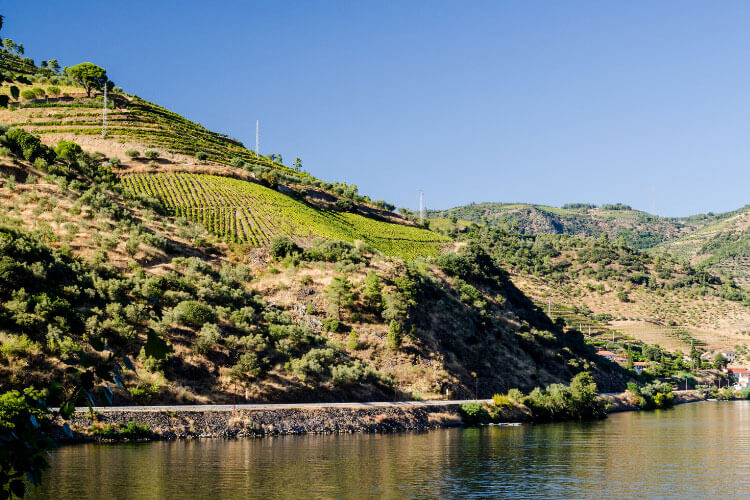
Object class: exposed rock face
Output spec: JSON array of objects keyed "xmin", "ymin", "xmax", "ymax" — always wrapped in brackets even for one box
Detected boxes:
[{"xmin": 56, "ymin": 405, "xmax": 463, "ymax": 442}]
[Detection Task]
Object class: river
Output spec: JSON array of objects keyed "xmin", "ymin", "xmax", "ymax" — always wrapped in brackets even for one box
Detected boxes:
[{"xmin": 30, "ymin": 400, "xmax": 750, "ymax": 499}]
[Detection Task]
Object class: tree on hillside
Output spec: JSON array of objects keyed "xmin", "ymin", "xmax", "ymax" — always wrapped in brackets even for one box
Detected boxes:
[
  {"xmin": 9, "ymin": 85, "xmax": 18, "ymax": 101},
  {"xmin": 276, "ymin": 154, "xmax": 283, "ymax": 164},
  {"xmin": 325, "ymin": 276, "xmax": 356, "ymax": 320},
  {"xmin": 65, "ymin": 62, "xmax": 108, "ymax": 97},
  {"xmin": 0, "ymin": 15, "xmax": 4, "ymax": 33},
  {"xmin": 2, "ymin": 38, "xmax": 17, "ymax": 55},
  {"xmin": 55, "ymin": 141, "xmax": 83, "ymax": 166},
  {"xmin": 48, "ymin": 59, "xmax": 60, "ymax": 74},
  {"xmin": 362, "ymin": 271, "xmax": 383, "ymax": 312},
  {"xmin": 293, "ymin": 157, "xmax": 302, "ymax": 172}
]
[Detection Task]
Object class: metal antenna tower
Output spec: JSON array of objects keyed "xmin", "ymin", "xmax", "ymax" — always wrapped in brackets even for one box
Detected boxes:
[
  {"xmin": 419, "ymin": 191, "xmax": 424, "ymax": 224},
  {"xmin": 101, "ymin": 81, "xmax": 107, "ymax": 138},
  {"xmin": 255, "ymin": 120, "xmax": 259, "ymax": 155}
]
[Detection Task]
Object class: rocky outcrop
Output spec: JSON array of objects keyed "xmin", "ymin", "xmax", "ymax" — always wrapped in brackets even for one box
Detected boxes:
[{"xmin": 56, "ymin": 405, "xmax": 463, "ymax": 442}]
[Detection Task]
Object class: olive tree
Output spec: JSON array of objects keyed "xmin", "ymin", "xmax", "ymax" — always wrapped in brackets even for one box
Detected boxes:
[{"xmin": 65, "ymin": 62, "xmax": 108, "ymax": 97}]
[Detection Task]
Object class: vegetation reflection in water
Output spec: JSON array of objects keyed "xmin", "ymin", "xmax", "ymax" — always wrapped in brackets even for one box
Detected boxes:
[{"xmin": 30, "ymin": 401, "xmax": 750, "ymax": 499}]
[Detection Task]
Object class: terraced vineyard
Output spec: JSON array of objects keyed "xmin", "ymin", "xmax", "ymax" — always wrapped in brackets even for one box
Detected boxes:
[{"xmin": 121, "ymin": 173, "xmax": 447, "ymax": 259}]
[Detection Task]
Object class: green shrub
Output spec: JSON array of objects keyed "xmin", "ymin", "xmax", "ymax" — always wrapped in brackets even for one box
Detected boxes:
[
  {"xmin": 172, "ymin": 300, "xmax": 217, "ymax": 329},
  {"xmin": 347, "ymin": 330, "xmax": 360, "ymax": 350},
  {"xmin": 91, "ymin": 421, "xmax": 151, "ymax": 439},
  {"xmin": 196, "ymin": 151, "xmax": 208, "ymax": 160},
  {"xmin": 128, "ymin": 383, "xmax": 160, "ymax": 403},
  {"xmin": 230, "ymin": 157, "xmax": 244, "ymax": 168},
  {"xmin": 322, "ymin": 317, "xmax": 341, "ymax": 332},
  {"xmin": 0, "ymin": 334, "xmax": 38, "ymax": 359},
  {"xmin": 124, "ymin": 150, "xmax": 140, "ymax": 158},
  {"xmin": 386, "ymin": 320, "xmax": 403, "ymax": 350},
  {"xmin": 288, "ymin": 347, "xmax": 336, "ymax": 381},
  {"xmin": 492, "ymin": 393, "xmax": 512, "ymax": 408},
  {"xmin": 20, "ymin": 89, "xmax": 36, "ymax": 101},
  {"xmin": 144, "ymin": 150, "xmax": 159, "ymax": 160},
  {"xmin": 507, "ymin": 388, "xmax": 523, "ymax": 403},
  {"xmin": 269, "ymin": 236, "xmax": 301, "ymax": 259},
  {"xmin": 459, "ymin": 402, "xmax": 490, "ymax": 426},
  {"xmin": 194, "ymin": 323, "xmax": 221, "ymax": 354},
  {"xmin": 331, "ymin": 361, "xmax": 367, "ymax": 385},
  {"xmin": 229, "ymin": 352, "xmax": 262, "ymax": 381}
]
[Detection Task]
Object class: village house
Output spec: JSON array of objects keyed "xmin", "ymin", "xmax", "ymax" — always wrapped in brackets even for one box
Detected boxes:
[
  {"xmin": 596, "ymin": 350, "xmax": 617, "ymax": 361},
  {"xmin": 729, "ymin": 368, "xmax": 750, "ymax": 388}
]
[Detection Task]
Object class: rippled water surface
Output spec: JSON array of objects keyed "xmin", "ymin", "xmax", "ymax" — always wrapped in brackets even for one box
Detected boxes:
[{"xmin": 30, "ymin": 401, "xmax": 750, "ymax": 499}]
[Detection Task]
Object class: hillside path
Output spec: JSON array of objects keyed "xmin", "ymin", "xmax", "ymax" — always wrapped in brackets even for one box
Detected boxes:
[{"xmin": 73, "ymin": 399, "xmax": 494, "ymax": 413}]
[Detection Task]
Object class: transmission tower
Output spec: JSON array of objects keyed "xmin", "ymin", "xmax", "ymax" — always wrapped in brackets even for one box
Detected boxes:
[
  {"xmin": 419, "ymin": 191, "xmax": 424, "ymax": 224},
  {"xmin": 101, "ymin": 81, "xmax": 107, "ymax": 138},
  {"xmin": 255, "ymin": 120, "xmax": 259, "ymax": 155}
]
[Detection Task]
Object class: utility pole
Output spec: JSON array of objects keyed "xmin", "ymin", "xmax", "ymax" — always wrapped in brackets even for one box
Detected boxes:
[
  {"xmin": 101, "ymin": 80, "xmax": 107, "ymax": 138},
  {"xmin": 255, "ymin": 120, "xmax": 259, "ymax": 156},
  {"xmin": 419, "ymin": 191, "xmax": 424, "ymax": 224}
]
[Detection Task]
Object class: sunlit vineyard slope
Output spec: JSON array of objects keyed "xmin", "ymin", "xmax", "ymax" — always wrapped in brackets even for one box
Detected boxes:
[{"xmin": 122, "ymin": 173, "xmax": 447, "ymax": 259}]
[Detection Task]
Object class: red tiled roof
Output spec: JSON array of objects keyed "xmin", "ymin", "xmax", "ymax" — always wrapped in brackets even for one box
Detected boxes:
[
  {"xmin": 730, "ymin": 368, "xmax": 750, "ymax": 374},
  {"xmin": 597, "ymin": 350, "xmax": 615, "ymax": 356},
  {"xmin": 633, "ymin": 362, "xmax": 649, "ymax": 366}
]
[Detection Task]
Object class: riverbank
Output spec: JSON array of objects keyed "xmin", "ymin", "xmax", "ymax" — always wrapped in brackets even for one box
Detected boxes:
[
  {"xmin": 55, "ymin": 403, "xmax": 465, "ymax": 442},
  {"xmin": 53, "ymin": 390, "xmax": 708, "ymax": 443},
  {"xmin": 603, "ymin": 389, "xmax": 705, "ymax": 413}
]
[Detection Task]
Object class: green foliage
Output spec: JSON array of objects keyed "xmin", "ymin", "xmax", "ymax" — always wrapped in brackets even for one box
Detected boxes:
[
  {"xmin": 20, "ymin": 89, "xmax": 35, "ymax": 102},
  {"xmin": 269, "ymin": 236, "xmax": 301, "ymax": 259},
  {"xmin": 386, "ymin": 320, "xmax": 403, "ymax": 350},
  {"xmin": 144, "ymin": 150, "xmax": 159, "ymax": 160},
  {"xmin": 90, "ymin": 421, "xmax": 151, "ymax": 439},
  {"xmin": 522, "ymin": 372, "xmax": 606, "ymax": 422},
  {"xmin": 325, "ymin": 276, "xmax": 355, "ymax": 319},
  {"xmin": 65, "ymin": 62, "xmax": 108, "ymax": 97},
  {"xmin": 4, "ymin": 128, "xmax": 54, "ymax": 163},
  {"xmin": 362, "ymin": 271, "xmax": 383, "ymax": 312},
  {"xmin": 195, "ymin": 152, "xmax": 208, "ymax": 160},
  {"xmin": 124, "ymin": 150, "xmax": 139, "ymax": 158},
  {"xmin": 54, "ymin": 140, "xmax": 83, "ymax": 165},
  {"xmin": 347, "ymin": 330, "xmax": 360, "ymax": 350},
  {"xmin": 194, "ymin": 323, "xmax": 221, "ymax": 355},
  {"xmin": 459, "ymin": 401, "xmax": 490, "ymax": 426},
  {"xmin": 0, "ymin": 387, "xmax": 53, "ymax": 498},
  {"xmin": 492, "ymin": 393, "xmax": 512, "ymax": 408},
  {"xmin": 121, "ymin": 173, "xmax": 445, "ymax": 259},
  {"xmin": 322, "ymin": 317, "xmax": 341, "ymax": 333},
  {"xmin": 172, "ymin": 300, "xmax": 217, "ymax": 329}
]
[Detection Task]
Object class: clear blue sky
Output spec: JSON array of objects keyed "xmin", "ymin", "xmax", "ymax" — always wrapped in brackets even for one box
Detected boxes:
[{"xmin": 4, "ymin": 1, "xmax": 750, "ymax": 216}]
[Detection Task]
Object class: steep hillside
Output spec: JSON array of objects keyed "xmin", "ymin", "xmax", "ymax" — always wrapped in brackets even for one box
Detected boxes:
[
  {"xmin": 657, "ymin": 206, "xmax": 750, "ymax": 287},
  {"xmin": 121, "ymin": 173, "xmax": 446, "ymax": 259},
  {"xmin": 0, "ymin": 114, "xmax": 630, "ymax": 407},
  {"xmin": 428, "ymin": 202, "xmax": 743, "ymax": 250},
  {"xmin": 431, "ymin": 220, "xmax": 750, "ymax": 355}
]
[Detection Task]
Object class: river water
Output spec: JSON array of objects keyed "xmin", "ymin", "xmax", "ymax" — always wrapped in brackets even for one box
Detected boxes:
[{"xmin": 30, "ymin": 401, "xmax": 750, "ymax": 499}]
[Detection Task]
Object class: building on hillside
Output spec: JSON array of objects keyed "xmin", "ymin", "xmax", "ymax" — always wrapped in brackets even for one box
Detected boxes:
[
  {"xmin": 596, "ymin": 350, "xmax": 617, "ymax": 361},
  {"xmin": 722, "ymin": 352, "xmax": 737, "ymax": 363},
  {"xmin": 729, "ymin": 368, "xmax": 750, "ymax": 388},
  {"xmin": 614, "ymin": 356, "xmax": 627, "ymax": 364},
  {"xmin": 633, "ymin": 361, "xmax": 649, "ymax": 374}
]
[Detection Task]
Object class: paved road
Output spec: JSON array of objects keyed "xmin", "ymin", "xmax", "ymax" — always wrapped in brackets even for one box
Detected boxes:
[{"xmin": 75, "ymin": 399, "xmax": 494, "ymax": 413}]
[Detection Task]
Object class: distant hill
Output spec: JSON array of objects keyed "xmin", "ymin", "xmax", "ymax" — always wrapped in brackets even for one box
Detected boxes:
[
  {"xmin": 657, "ymin": 206, "xmax": 750, "ymax": 287},
  {"xmin": 426, "ymin": 202, "xmax": 741, "ymax": 249}
]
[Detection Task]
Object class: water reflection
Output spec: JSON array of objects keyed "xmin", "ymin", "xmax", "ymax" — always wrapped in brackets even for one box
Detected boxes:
[{"xmin": 31, "ymin": 401, "xmax": 750, "ymax": 499}]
